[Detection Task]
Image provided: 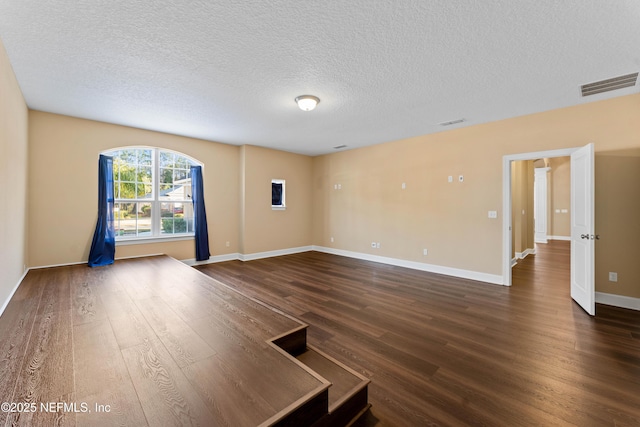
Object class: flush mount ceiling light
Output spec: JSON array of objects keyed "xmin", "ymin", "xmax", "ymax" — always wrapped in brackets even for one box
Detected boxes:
[{"xmin": 295, "ymin": 95, "xmax": 320, "ymax": 111}]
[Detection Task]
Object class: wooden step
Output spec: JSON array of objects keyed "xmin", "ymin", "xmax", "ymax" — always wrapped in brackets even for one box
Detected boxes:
[
  {"xmin": 294, "ymin": 345, "xmax": 370, "ymax": 427},
  {"xmin": 267, "ymin": 327, "xmax": 370, "ymax": 427},
  {"xmin": 296, "ymin": 345, "xmax": 368, "ymax": 412}
]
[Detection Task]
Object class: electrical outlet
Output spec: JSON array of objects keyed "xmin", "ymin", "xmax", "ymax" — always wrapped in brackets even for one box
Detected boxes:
[
  {"xmin": 371, "ymin": 242, "xmax": 376, "ymax": 248},
  {"xmin": 459, "ymin": 175, "xmax": 464, "ymax": 182},
  {"xmin": 423, "ymin": 249, "xmax": 428, "ymax": 256},
  {"xmin": 225, "ymin": 241, "xmax": 230, "ymax": 247},
  {"xmin": 330, "ymin": 237, "xmax": 334, "ymax": 243},
  {"xmin": 609, "ymin": 272, "xmax": 618, "ymax": 282},
  {"xmin": 376, "ymin": 242, "xmax": 381, "ymax": 249}
]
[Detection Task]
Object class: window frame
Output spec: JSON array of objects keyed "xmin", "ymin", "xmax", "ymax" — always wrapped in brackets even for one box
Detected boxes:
[{"xmin": 103, "ymin": 146, "xmax": 202, "ymax": 245}]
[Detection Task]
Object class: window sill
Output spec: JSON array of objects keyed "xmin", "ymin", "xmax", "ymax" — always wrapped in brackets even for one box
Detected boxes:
[
  {"xmin": 116, "ymin": 235, "xmax": 194, "ymax": 246},
  {"xmin": 272, "ymin": 206, "xmax": 286, "ymax": 211}
]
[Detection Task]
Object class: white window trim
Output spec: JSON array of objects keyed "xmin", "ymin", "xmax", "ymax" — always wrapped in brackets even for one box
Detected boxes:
[
  {"xmin": 116, "ymin": 235, "xmax": 195, "ymax": 246},
  {"xmin": 104, "ymin": 147, "xmax": 201, "ymax": 242}
]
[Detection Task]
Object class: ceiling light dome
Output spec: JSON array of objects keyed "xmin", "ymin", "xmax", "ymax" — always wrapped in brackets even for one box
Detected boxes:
[{"xmin": 295, "ymin": 95, "xmax": 320, "ymax": 111}]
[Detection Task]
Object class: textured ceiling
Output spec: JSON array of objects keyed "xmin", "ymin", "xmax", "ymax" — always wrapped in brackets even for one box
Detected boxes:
[{"xmin": 1, "ymin": 1, "xmax": 639, "ymax": 156}]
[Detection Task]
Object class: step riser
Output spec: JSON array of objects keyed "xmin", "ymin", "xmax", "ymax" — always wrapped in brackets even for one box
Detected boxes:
[
  {"xmin": 314, "ymin": 387, "xmax": 370, "ymax": 427},
  {"xmin": 272, "ymin": 326, "xmax": 307, "ymax": 355},
  {"xmin": 272, "ymin": 390, "xmax": 329, "ymax": 427}
]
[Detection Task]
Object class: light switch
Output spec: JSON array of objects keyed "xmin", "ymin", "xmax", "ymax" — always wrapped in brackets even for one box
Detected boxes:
[{"xmin": 448, "ymin": 176, "xmax": 453, "ymax": 183}]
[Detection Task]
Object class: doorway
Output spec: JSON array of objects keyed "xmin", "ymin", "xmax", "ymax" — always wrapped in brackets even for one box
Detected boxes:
[
  {"xmin": 510, "ymin": 157, "xmax": 570, "ymax": 266},
  {"xmin": 502, "ymin": 145, "xmax": 595, "ymax": 315}
]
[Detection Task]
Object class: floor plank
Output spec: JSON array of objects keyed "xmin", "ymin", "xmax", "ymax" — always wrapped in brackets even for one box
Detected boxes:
[
  {"xmin": 120, "ymin": 337, "xmax": 214, "ymax": 426},
  {"xmin": 6, "ymin": 308, "xmax": 75, "ymax": 427},
  {"xmin": 73, "ymin": 320, "xmax": 148, "ymax": 427},
  {"xmin": 134, "ymin": 296, "xmax": 216, "ymax": 368},
  {"xmin": 69, "ymin": 266, "xmax": 108, "ymax": 326},
  {"xmin": 0, "ymin": 270, "xmax": 45, "ymax": 427}
]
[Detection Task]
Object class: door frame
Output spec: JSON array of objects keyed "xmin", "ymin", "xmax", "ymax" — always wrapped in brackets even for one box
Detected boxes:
[{"xmin": 502, "ymin": 147, "xmax": 579, "ymax": 286}]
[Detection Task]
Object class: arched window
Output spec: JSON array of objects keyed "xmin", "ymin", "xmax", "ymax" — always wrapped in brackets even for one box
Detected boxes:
[{"xmin": 102, "ymin": 147, "xmax": 202, "ymax": 242}]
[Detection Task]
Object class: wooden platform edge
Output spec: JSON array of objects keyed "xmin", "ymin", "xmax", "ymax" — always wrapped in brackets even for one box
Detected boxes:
[{"xmin": 172, "ymin": 254, "xmax": 370, "ymax": 426}]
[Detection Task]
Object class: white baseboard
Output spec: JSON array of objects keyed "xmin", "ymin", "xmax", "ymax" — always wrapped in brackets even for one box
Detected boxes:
[
  {"xmin": 515, "ymin": 248, "xmax": 536, "ymax": 260},
  {"xmin": 30, "ymin": 260, "xmax": 87, "ymax": 270},
  {"xmin": 188, "ymin": 245, "xmax": 505, "ymax": 286},
  {"xmin": 549, "ymin": 235, "xmax": 571, "ymax": 241},
  {"xmin": 511, "ymin": 257, "xmax": 518, "ymax": 267},
  {"xmin": 312, "ymin": 246, "xmax": 503, "ymax": 286},
  {"xmin": 0, "ymin": 269, "xmax": 30, "ymax": 318},
  {"xmin": 30, "ymin": 253, "xmax": 167, "ymax": 270},
  {"xmin": 240, "ymin": 246, "xmax": 313, "ymax": 262},
  {"xmin": 182, "ymin": 246, "xmax": 313, "ymax": 265},
  {"xmin": 596, "ymin": 292, "xmax": 640, "ymax": 311},
  {"xmin": 534, "ymin": 238, "xmax": 548, "ymax": 244},
  {"xmin": 182, "ymin": 253, "xmax": 240, "ymax": 266}
]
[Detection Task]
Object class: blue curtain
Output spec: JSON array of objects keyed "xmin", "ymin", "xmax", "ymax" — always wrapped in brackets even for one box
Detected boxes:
[
  {"xmin": 88, "ymin": 155, "xmax": 115, "ymax": 267},
  {"xmin": 191, "ymin": 165, "xmax": 210, "ymax": 261}
]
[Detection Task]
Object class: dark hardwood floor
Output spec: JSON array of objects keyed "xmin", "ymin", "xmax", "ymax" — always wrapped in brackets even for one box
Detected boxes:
[
  {"xmin": 196, "ymin": 241, "xmax": 640, "ymax": 426},
  {"xmin": 2, "ymin": 241, "xmax": 639, "ymax": 426},
  {"xmin": 0, "ymin": 256, "xmax": 347, "ymax": 427}
]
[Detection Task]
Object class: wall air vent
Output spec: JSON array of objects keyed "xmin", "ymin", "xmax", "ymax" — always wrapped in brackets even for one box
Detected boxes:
[
  {"xmin": 581, "ymin": 72, "xmax": 638, "ymax": 97},
  {"xmin": 333, "ymin": 144, "xmax": 348, "ymax": 149},
  {"xmin": 439, "ymin": 118, "xmax": 465, "ymax": 127}
]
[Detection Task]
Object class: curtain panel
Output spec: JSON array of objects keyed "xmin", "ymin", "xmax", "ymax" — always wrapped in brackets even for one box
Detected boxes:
[
  {"xmin": 191, "ymin": 165, "xmax": 210, "ymax": 261},
  {"xmin": 88, "ymin": 155, "xmax": 115, "ymax": 267}
]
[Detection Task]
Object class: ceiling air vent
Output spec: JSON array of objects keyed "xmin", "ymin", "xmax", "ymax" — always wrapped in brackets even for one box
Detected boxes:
[
  {"xmin": 439, "ymin": 118, "xmax": 465, "ymax": 127},
  {"xmin": 581, "ymin": 72, "xmax": 638, "ymax": 97},
  {"xmin": 333, "ymin": 144, "xmax": 347, "ymax": 149}
]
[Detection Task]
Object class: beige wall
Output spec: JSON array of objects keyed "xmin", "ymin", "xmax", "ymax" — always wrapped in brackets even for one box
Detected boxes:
[
  {"xmin": 312, "ymin": 94, "xmax": 640, "ymax": 287},
  {"xmin": 240, "ymin": 145, "xmax": 313, "ymax": 254},
  {"xmin": 27, "ymin": 113, "xmax": 313, "ymax": 266},
  {"xmin": 549, "ymin": 157, "xmax": 570, "ymax": 237},
  {"xmin": 595, "ymin": 152, "xmax": 640, "ymax": 299},
  {"xmin": 511, "ymin": 160, "xmax": 534, "ymax": 258},
  {"xmin": 0, "ymin": 39, "xmax": 29, "ymax": 307},
  {"xmin": 28, "ymin": 111, "xmax": 240, "ymax": 266}
]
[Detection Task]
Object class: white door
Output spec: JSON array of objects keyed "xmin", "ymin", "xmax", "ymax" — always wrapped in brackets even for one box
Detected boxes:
[
  {"xmin": 534, "ymin": 168, "xmax": 549, "ymax": 243},
  {"xmin": 570, "ymin": 143, "xmax": 595, "ymax": 315}
]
